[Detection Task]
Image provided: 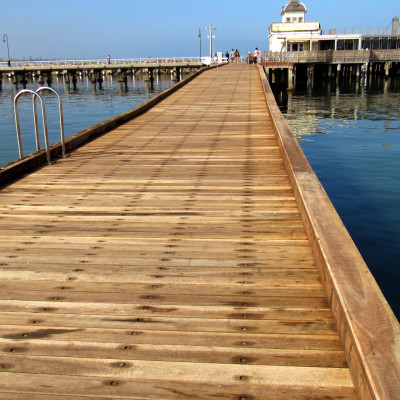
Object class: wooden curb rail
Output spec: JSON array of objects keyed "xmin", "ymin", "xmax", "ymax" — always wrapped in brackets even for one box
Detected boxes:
[{"xmin": 257, "ymin": 64, "xmax": 400, "ymax": 400}]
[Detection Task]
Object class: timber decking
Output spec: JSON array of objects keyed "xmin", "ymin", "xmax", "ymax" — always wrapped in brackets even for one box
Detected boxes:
[{"xmin": 0, "ymin": 65, "xmax": 356, "ymax": 398}]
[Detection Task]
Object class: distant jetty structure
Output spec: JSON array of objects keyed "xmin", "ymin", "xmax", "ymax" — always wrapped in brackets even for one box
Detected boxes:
[
  {"xmin": 265, "ymin": 0, "xmax": 400, "ymax": 89},
  {"xmin": 0, "ymin": 58, "xmax": 208, "ymax": 90}
]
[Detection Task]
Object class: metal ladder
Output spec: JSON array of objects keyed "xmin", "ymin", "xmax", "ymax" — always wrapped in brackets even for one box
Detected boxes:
[{"xmin": 13, "ymin": 87, "xmax": 68, "ymax": 165}]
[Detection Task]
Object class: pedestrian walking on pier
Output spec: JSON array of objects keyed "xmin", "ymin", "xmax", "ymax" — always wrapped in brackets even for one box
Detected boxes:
[
  {"xmin": 235, "ymin": 49, "xmax": 240, "ymax": 64},
  {"xmin": 253, "ymin": 47, "xmax": 260, "ymax": 64},
  {"xmin": 230, "ymin": 49, "xmax": 235, "ymax": 64}
]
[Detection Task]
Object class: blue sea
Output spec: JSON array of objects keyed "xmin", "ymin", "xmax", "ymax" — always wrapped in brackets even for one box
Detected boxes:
[
  {"xmin": 0, "ymin": 72, "xmax": 399, "ymax": 320},
  {"xmin": 276, "ymin": 78, "xmax": 400, "ymax": 320},
  {"xmin": 0, "ymin": 73, "xmax": 175, "ymax": 167}
]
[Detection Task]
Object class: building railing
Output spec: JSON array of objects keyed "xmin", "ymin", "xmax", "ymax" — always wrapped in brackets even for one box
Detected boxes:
[
  {"xmin": 262, "ymin": 49, "xmax": 400, "ymax": 64},
  {"xmin": 325, "ymin": 27, "xmax": 394, "ymax": 36},
  {"xmin": 370, "ymin": 49, "xmax": 400, "ymax": 61}
]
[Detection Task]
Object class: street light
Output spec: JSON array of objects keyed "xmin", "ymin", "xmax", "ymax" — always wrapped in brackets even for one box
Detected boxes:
[
  {"xmin": 198, "ymin": 28, "xmax": 202, "ymax": 58},
  {"xmin": 206, "ymin": 24, "xmax": 216, "ymax": 58},
  {"xmin": 3, "ymin": 34, "xmax": 10, "ymax": 65}
]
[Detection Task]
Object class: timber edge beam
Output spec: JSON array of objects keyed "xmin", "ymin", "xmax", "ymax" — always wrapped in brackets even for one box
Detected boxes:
[
  {"xmin": 257, "ymin": 64, "xmax": 400, "ymax": 400},
  {"xmin": 0, "ymin": 66, "xmax": 213, "ymax": 188}
]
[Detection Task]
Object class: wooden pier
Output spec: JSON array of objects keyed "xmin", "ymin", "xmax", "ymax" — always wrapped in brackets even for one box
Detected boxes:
[
  {"xmin": 262, "ymin": 50, "xmax": 400, "ymax": 89},
  {"xmin": 0, "ymin": 60, "xmax": 207, "ymax": 89},
  {"xmin": 0, "ymin": 64, "xmax": 398, "ymax": 399}
]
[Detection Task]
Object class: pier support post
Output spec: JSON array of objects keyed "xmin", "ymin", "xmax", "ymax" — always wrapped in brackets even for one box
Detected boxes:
[
  {"xmin": 20, "ymin": 74, "xmax": 28, "ymax": 89},
  {"xmin": 146, "ymin": 68, "xmax": 155, "ymax": 89},
  {"xmin": 293, "ymin": 65, "xmax": 297, "ymax": 88},
  {"xmin": 173, "ymin": 67, "xmax": 181, "ymax": 82},
  {"xmin": 147, "ymin": 68, "xmax": 154, "ymax": 82},
  {"xmin": 287, "ymin": 67, "xmax": 294, "ymax": 90},
  {"xmin": 64, "ymin": 71, "xmax": 70, "ymax": 90},
  {"xmin": 43, "ymin": 73, "xmax": 52, "ymax": 87},
  {"xmin": 38, "ymin": 73, "xmax": 45, "ymax": 85},
  {"xmin": 362, "ymin": 63, "xmax": 368, "ymax": 81},
  {"xmin": 336, "ymin": 64, "xmax": 341, "ymax": 82},
  {"xmin": 90, "ymin": 70, "xmax": 103, "ymax": 90},
  {"xmin": 71, "ymin": 72, "xmax": 77, "ymax": 90},
  {"xmin": 12, "ymin": 74, "xmax": 18, "ymax": 89},
  {"xmin": 270, "ymin": 68, "xmax": 275, "ymax": 84},
  {"xmin": 328, "ymin": 64, "xmax": 333, "ymax": 80},
  {"xmin": 65, "ymin": 71, "xmax": 77, "ymax": 91},
  {"xmin": 384, "ymin": 62, "xmax": 391, "ymax": 79},
  {"xmin": 0, "ymin": 77, "xmax": 2, "ymax": 90},
  {"xmin": 355, "ymin": 64, "xmax": 361, "ymax": 82},
  {"xmin": 307, "ymin": 64, "xmax": 314, "ymax": 89},
  {"xmin": 90, "ymin": 70, "xmax": 96, "ymax": 90},
  {"xmin": 118, "ymin": 69, "xmax": 128, "ymax": 91},
  {"xmin": 97, "ymin": 71, "xmax": 103, "ymax": 89}
]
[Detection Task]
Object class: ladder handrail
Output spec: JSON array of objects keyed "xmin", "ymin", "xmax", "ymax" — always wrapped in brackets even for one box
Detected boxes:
[
  {"xmin": 36, "ymin": 87, "xmax": 68, "ymax": 157},
  {"xmin": 13, "ymin": 89, "xmax": 52, "ymax": 165}
]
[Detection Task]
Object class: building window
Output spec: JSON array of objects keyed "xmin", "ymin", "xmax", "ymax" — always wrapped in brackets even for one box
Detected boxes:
[
  {"xmin": 298, "ymin": 17, "xmax": 303, "ymax": 22},
  {"xmin": 389, "ymin": 38, "xmax": 397, "ymax": 49},
  {"xmin": 362, "ymin": 38, "xmax": 371, "ymax": 49},
  {"xmin": 380, "ymin": 38, "xmax": 388, "ymax": 49},
  {"xmin": 286, "ymin": 17, "xmax": 291, "ymax": 22}
]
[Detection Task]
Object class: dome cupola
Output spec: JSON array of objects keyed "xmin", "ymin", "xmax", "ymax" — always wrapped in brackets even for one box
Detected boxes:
[{"xmin": 281, "ymin": 0, "xmax": 307, "ymax": 22}]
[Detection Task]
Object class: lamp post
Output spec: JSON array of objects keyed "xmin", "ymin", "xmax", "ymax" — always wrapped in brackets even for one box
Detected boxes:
[
  {"xmin": 198, "ymin": 28, "xmax": 202, "ymax": 58},
  {"xmin": 3, "ymin": 34, "xmax": 10, "ymax": 65},
  {"xmin": 206, "ymin": 24, "xmax": 216, "ymax": 58}
]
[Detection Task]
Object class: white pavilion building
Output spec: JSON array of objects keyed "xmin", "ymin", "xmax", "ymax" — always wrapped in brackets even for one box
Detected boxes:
[{"xmin": 268, "ymin": 0, "xmax": 362, "ymax": 52}]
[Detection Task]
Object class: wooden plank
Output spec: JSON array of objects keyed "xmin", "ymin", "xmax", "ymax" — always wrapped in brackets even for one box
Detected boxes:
[
  {"xmin": 0, "ymin": 369, "xmax": 356, "ymax": 400},
  {"xmin": 0, "ymin": 338, "xmax": 347, "ymax": 367},
  {"xmin": 0, "ymin": 64, "xmax": 357, "ymax": 399},
  {"xmin": 1, "ymin": 326, "xmax": 342, "ymax": 350}
]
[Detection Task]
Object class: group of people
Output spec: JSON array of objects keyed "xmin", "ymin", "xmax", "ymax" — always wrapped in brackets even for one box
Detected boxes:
[
  {"xmin": 226, "ymin": 49, "xmax": 240, "ymax": 64},
  {"xmin": 225, "ymin": 47, "xmax": 261, "ymax": 64}
]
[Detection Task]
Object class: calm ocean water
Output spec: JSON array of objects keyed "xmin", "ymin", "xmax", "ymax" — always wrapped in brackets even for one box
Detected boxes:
[
  {"xmin": 0, "ymin": 73, "xmax": 175, "ymax": 167},
  {"xmin": 275, "ymin": 78, "xmax": 400, "ymax": 320},
  {"xmin": 0, "ymin": 72, "xmax": 399, "ymax": 319}
]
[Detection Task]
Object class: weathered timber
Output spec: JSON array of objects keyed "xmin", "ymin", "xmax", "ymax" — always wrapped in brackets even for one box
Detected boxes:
[
  {"xmin": 258, "ymin": 63, "xmax": 400, "ymax": 400},
  {"xmin": 0, "ymin": 64, "xmax": 397, "ymax": 399}
]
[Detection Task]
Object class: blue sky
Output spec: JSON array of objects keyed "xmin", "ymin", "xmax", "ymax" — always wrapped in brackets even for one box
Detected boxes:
[{"xmin": 1, "ymin": 0, "xmax": 398, "ymax": 60}]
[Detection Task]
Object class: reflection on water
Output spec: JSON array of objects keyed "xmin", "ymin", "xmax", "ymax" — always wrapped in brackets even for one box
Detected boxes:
[
  {"xmin": 275, "ymin": 78, "xmax": 400, "ymax": 320},
  {"xmin": 0, "ymin": 73, "xmax": 175, "ymax": 167}
]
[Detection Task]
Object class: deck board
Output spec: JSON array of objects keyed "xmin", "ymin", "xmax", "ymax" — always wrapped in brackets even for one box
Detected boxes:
[{"xmin": 0, "ymin": 65, "xmax": 357, "ymax": 399}]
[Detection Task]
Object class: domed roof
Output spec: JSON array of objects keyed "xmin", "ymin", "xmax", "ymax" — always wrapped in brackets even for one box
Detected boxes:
[{"xmin": 282, "ymin": 0, "xmax": 307, "ymax": 14}]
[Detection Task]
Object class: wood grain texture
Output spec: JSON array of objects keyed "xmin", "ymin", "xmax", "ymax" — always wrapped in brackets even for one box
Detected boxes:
[
  {"xmin": 0, "ymin": 64, "xmax": 357, "ymax": 399},
  {"xmin": 258, "ymin": 64, "xmax": 400, "ymax": 400}
]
